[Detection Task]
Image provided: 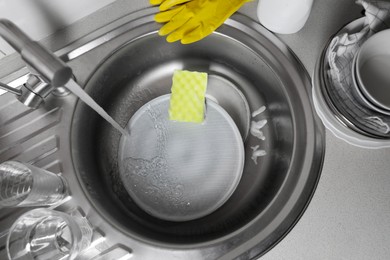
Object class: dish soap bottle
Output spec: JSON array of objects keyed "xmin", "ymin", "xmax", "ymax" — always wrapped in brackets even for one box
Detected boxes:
[{"xmin": 257, "ymin": 0, "xmax": 314, "ymax": 34}]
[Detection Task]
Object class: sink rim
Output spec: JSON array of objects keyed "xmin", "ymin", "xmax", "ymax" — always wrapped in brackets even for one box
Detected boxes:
[{"xmin": 69, "ymin": 8, "xmax": 325, "ymax": 259}]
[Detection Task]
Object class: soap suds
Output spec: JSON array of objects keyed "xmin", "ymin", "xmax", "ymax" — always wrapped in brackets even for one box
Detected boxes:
[
  {"xmin": 250, "ymin": 119, "xmax": 267, "ymax": 140},
  {"xmin": 250, "ymin": 106, "xmax": 268, "ymax": 164},
  {"xmin": 250, "ymin": 145, "xmax": 267, "ymax": 164}
]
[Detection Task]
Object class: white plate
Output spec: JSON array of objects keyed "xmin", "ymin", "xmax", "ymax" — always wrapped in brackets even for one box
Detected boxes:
[
  {"xmin": 118, "ymin": 94, "xmax": 245, "ymax": 221},
  {"xmin": 313, "ymin": 17, "xmax": 390, "ymax": 149}
]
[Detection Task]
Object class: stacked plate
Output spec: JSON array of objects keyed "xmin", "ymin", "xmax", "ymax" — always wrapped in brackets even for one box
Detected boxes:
[
  {"xmin": 352, "ymin": 31, "xmax": 390, "ymax": 115},
  {"xmin": 313, "ymin": 18, "xmax": 390, "ymax": 148}
]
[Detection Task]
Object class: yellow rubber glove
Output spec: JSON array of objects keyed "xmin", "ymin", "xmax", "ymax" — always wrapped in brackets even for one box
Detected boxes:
[
  {"xmin": 150, "ymin": 0, "xmax": 191, "ymax": 11},
  {"xmin": 151, "ymin": 0, "xmax": 250, "ymax": 44}
]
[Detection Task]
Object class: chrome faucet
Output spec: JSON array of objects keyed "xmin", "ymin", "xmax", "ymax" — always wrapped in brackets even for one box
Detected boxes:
[{"xmin": 0, "ymin": 19, "xmax": 72, "ymax": 108}]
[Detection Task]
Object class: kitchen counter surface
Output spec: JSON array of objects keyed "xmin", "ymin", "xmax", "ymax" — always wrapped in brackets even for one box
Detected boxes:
[
  {"xmin": 248, "ymin": 0, "xmax": 390, "ymax": 259},
  {"xmin": 1, "ymin": 0, "xmax": 390, "ymax": 259},
  {"xmin": 259, "ymin": 1, "xmax": 390, "ymax": 259}
]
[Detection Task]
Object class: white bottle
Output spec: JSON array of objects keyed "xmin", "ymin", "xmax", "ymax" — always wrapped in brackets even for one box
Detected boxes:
[{"xmin": 257, "ymin": 0, "xmax": 314, "ymax": 34}]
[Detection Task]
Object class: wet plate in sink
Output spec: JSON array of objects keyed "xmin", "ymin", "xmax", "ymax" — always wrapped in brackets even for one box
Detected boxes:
[{"xmin": 118, "ymin": 95, "xmax": 244, "ymax": 222}]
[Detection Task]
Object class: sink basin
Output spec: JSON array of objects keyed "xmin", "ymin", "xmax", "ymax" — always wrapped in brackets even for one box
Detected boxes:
[
  {"xmin": 69, "ymin": 9, "xmax": 325, "ymax": 257},
  {"xmin": 0, "ymin": 8, "xmax": 324, "ymax": 259}
]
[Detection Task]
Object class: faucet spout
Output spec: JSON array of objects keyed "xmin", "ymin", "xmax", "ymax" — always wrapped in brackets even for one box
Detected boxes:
[
  {"xmin": 0, "ymin": 19, "xmax": 72, "ymax": 87},
  {"xmin": 0, "ymin": 81, "xmax": 22, "ymax": 95}
]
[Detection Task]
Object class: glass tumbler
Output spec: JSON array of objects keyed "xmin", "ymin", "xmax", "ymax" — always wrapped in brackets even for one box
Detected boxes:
[
  {"xmin": 6, "ymin": 208, "xmax": 93, "ymax": 260},
  {"xmin": 0, "ymin": 161, "xmax": 68, "ymax": 208}
]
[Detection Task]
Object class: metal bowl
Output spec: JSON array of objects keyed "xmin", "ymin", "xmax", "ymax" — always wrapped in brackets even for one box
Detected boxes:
[{"xmin": 70, "ymin": 10, "xmax": 324, "ymax": 258}]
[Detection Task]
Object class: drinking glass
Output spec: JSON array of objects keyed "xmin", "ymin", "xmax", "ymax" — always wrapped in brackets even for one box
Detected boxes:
[
  {"xmin": 7, "ymin": 208, "xmax": 93, "ymax": 260},
  {"xmin": 0, "ymin": 161, "xmax": 68, "ymax": 208}
]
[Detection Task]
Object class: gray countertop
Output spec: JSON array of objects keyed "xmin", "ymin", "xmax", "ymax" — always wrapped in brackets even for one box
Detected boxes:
[
  {"xmin": 257, "ymin": 1, "xmax": 390, "ymax": 259},
  {"xmin": 2, "ymin": 0, "xmax": 390, "ymax": 259}
]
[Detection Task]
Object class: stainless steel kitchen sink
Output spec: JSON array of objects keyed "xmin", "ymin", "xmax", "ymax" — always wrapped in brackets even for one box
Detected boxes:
[{"xmin": 0, "ymin": 8, "xmax": 325, "ymax": 259}]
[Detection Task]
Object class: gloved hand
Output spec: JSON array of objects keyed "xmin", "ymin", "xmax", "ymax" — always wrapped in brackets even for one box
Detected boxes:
[
  {"xmin": 150, "ymin": 0, "xmax": 191, "ymax": 11},
  {"xmin": 150, "ymin": 0, "xmax": 250, "ymax": 44}
]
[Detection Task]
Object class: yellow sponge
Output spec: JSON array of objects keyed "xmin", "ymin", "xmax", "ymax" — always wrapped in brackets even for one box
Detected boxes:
[{"xmin": 169, "ymin": 70, "xmax": 208, "ymax": 123}]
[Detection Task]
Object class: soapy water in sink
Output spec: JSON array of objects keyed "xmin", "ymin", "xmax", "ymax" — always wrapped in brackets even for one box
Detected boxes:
[
  {"xmin": 119, "ymin": 104, "xmax": 188, "ymax": 214},
  {"xmin": 65, "ymin": 79, "xmax": 243, "ymax": 220},
  {"xmin": 121, "ymin": 156, "xmax": 188, "ymax": 211},
  {"xmin": 66, "ymin": 77, "xmax": 261, "ymax": 220},
  {"xmin": 66, "ymin": 79, "xmax": 128, "ymax": 136}
]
